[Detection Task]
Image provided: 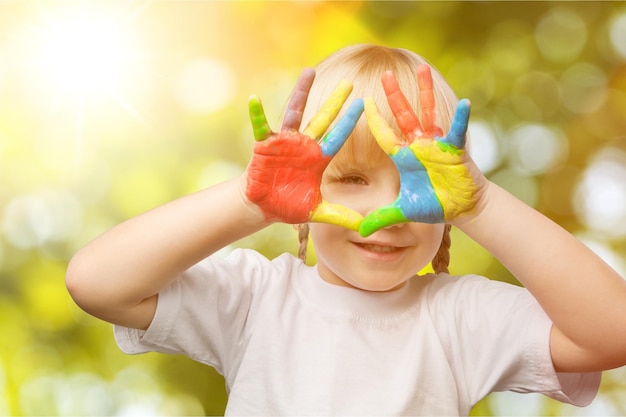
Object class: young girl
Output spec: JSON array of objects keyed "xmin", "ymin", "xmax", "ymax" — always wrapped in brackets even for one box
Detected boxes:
[{"xmin": 66, "ymin": 44, "xmax": 626, "ymax": 415}]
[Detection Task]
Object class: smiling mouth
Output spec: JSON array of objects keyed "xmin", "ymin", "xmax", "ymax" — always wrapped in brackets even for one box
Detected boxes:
[{"xmin": 356, "ymin": 243, "xmax": 402, "ymax": 253}]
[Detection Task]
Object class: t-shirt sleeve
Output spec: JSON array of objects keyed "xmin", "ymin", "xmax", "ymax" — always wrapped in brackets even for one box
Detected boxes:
[
  {"xmin": 113, "ymin": 249, "xmax": 271, "ymax": 376},
  {"xmin": 428, "ymin": 274, "xmax": 601, "ymax": 407}
]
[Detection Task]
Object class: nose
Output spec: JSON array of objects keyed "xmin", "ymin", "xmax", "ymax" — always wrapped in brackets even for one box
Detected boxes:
[
  {"xmin": 381, "ymin": 221, "xmax": 404, "ymax": 230},
  {"xmin": 362, "ymin": 177, "xmax": 401, "ymax": 217}
]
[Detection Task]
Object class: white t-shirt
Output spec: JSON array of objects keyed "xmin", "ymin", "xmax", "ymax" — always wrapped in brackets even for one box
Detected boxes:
[{"xmin": 115, "ymin": 249, "xmax": 600, "ymax": 415}]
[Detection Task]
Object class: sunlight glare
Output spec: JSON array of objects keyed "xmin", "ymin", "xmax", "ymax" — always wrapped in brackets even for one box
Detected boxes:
[{"xmin": 32, "ymin": 10, "xmax": 138, "ymax": 96}]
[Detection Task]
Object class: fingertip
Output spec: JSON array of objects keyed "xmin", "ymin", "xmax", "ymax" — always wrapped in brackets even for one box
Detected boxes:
[
  {"xmin": 299, "ymin": 67, "xmax": 316, "ymax": 84},
  {"xmin": 416, "ymin": 64, "xmax": 431, "ymax": 76},
  {"xmin": 456, "ymin": 99, "xmax": 472, "ymax": 120},
  {"xmin": 248, "ymin": 94, "xmax": 261, "ymax": 105},
  {"xmin": 336, "ymin": 79, "xmax": 354, "ymax": 95},
  {"xmin": 381, "ymin": 70, "xmax": 400, "ymax": 92},
  {"xmin": 363, "ymin": 98, "xmax": 384, "ymax": 123},
  {"xmin": 363, "ymin": 97, "xmax": 377, "ymax": 112},
  {"xmin": 350, "ymin": 97, "xmax": 365, "ymax": 114},
  {"xmin": 248, "ymin": 95, "xmax": 264, "ymax": 117},
  {"xmin": 358, "ymin": 224, "xmax": 374, "ymax": 238},
  {"xmin": 357, "ymin": 214, "xmax": 383, "ymax": 237}
]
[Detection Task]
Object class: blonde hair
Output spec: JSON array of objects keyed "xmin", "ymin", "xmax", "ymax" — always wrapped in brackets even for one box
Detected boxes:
[{"xmin": 297, "ymin": 44, "xmax": 460, "ymax": 274}]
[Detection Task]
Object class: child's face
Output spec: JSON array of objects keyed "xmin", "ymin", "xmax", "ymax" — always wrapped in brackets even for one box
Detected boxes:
[{"xmin": 310, "ymin": 153, "xmax": 445, "ymax": 291}]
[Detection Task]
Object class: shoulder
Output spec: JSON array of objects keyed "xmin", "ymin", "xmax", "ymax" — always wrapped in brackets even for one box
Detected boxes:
[
  {"xmin": 193, "ymin": 248, "xmax": 303, "ymax": 274},
  {"xmin": 185, "ymin": 249, "xmax": 306, "ymax": 293},
  {"xmin": 416, "ymin": 273, "xmax": 536, "ymax": 319},
  {"xmin": 419, "ymin": 272, "xmax": 524, "ymax": 297}
]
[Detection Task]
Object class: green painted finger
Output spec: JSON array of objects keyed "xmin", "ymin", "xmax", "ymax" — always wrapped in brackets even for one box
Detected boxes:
[
  {"xmin": 303, "ymin": 79, "xmax": 353, "ymax": 139},
  {"xmin": 359, "ymin": 205, "xmax": 408, "ymax": 237},
  {"xmin": 248, "ymin": 94, "xmax": 273, "ymax": 141}
]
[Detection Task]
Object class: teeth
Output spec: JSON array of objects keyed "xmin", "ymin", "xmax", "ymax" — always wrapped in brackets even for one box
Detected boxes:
[{"xmin": 360, "ymin": 244, "xmax": 398, "ymax": 253}]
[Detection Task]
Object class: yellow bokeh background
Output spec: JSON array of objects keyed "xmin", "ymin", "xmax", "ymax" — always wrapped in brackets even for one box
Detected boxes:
[{"xmin": 1, "ymin": 1, "xmax": 626, "ymax": 415}]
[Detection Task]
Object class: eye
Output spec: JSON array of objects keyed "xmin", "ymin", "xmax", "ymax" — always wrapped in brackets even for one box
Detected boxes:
[
  {"xmin": 323, "ymin": 167, "xmax": 370, "ymax": 187},
  {"xmin": 338, "ymin": 174, "xmax": 368, "ymax": 185}
]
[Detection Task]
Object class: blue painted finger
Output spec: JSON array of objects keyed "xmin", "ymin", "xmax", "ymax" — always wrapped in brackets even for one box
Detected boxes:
[
  {"xmin": 320, "ymin": 98, "xmax": 364, "ymax": 157},
  {"xmin": 442, "ymin": 98, "xmax": 471, "ymax": 149},
  {"xmin": 389, "ymin": 148, "xmax": 444, "ymax": 224}
]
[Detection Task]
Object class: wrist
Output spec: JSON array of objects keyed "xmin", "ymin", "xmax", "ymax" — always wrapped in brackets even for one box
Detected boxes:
[
  {"xmin": 238, "ymin": 174, "xmax": 275, "ymax": 228},
  {"xmin": 448, "ymin": 179, "xmax": 494, "ymax": 229}
]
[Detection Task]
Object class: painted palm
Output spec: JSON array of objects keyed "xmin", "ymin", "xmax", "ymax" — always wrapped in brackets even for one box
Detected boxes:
[{"xmin": 246, "ymin": 68, "xmax": 365, "ymax": 230}]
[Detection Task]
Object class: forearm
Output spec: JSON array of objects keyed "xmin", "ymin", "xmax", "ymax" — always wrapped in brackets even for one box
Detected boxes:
[
  {"xmin": 66, "ymin": 175, "xmax": 269, "ymax": 326},
  {"xmin": 454, "ymin": 182, "xmax": 626, "ymax": 368}
]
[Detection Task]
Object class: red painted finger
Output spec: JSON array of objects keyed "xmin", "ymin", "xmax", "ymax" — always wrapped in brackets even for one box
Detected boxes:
[
  {"xmin": 281, "ymin": 68, "xmax": 316, "ymax": 131},
  {"xmin": 381, "ymin": 70, "xmax": 423, "ymax": 138},
  {"xmin": 416, "ymin": 65, "xmax": 441, "ymax": 136}
]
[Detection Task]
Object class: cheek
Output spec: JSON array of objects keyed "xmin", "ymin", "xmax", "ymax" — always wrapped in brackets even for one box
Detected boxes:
[
  {"xmin": 415, "ymin": 223, "xmax": 446, "ymax": 258},
  {"xmin": 309, "ymin": 222, "xmax": 336, "ymax": 248},
  {"xmin": 309, "ymin": 223, "xmax": 341, "ymax": 265},
  {"xmin": 428, "ymin": 223, "xmax": 446, "ymax": 241}
]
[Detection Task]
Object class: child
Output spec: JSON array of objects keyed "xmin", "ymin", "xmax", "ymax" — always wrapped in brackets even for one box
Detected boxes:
[{"xmin": 66, "ymin": 44, "xmax": 626, "ymax": 415}]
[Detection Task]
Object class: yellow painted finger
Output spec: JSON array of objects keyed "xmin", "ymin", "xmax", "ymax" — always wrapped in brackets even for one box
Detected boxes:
[
  {"xmin": 303, "ymin": 79, "xmax": 353, "ymax": 139},
  {"xmin": 310, "ymin": 200, "xmax": 363, "ymax": 231},
  {"xmin": 364, "ymin": 97, "xmax": 403, "ymax": 156}
]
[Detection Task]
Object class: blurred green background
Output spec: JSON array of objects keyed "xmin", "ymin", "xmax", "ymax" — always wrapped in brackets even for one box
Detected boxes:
[{"xmin": 1, "ymin": 0, "xmax": 625, "ymax": 415}]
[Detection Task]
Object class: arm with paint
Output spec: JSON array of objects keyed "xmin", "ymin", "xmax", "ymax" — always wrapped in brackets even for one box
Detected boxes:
[
  {"xmin": 66, "ymin": 69, "xmax": 363, "ymax": 331},
  {"xmin": 365, "ymin": 65, "xmax": 626, "ymax": 374}
]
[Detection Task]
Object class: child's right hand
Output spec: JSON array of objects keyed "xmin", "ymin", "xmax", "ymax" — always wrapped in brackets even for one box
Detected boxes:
[
  {"xmin": 245, "ymin": 68, "xmax": 365, "ymax": 231},
  {"xmin": 359, "ymin": 65, "xmax": 487, "ymax": 237}
]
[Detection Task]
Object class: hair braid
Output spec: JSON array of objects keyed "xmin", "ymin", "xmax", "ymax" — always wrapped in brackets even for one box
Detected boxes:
[
  {"xmin": 296, "ymin": 223, "xmax": 310, "ymax": 262},
  {"xmin": 431, "ymin": 224, "xmax": 452, "ymax": 274}
]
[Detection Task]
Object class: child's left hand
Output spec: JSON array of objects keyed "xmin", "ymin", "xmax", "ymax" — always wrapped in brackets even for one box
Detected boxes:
[{"xmin": 360, "ymin": 65, "xmax": 486, "ymax": 237}]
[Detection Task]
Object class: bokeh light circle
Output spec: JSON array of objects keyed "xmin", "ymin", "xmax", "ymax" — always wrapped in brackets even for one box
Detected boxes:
[
  {"xmin": 535, "ymin": 8, "xmax": 587, "ymax": 62},
  {"xmin": 2, "ymin": 189, "xmax": 83, "ymax": 249},
  {"xmin": 560, "ymin": 63, "xmax": 608, "ymax": 114},
  {"xmin": 176, "ymin": 58, "xmax": 237, "ymax": 115},
  {"xmin": 574, "ymin": 146, "xmax": 626, "ymax": 239},
  {"xmin": 507, "ymin": 124, "xmax": 567, "ymax": 175},
  {"xmin": 468, "ymin": 120, "xmax": 500, "ymax": 174},
  {"xmin": 608, "ymin": 12, "xmax": 626, "ymax": 58}
]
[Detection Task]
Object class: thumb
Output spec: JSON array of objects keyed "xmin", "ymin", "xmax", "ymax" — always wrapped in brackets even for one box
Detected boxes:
[
  {"xmin": 358, "ymin": 205, "xmax": 408, "ymax": 237},
  {"xmin": 310, "ymin": 201, "xmax": 363, "ymax": 231}
]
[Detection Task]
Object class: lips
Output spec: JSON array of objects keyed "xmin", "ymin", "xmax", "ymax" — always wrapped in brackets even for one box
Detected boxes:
[
  {"xmin": 356, "ymin": 243, "xmax": 401, "ymax": 253},
  {"xmin": 351, "ymin": 239, "xmax": 410, "ymax": 262}
]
